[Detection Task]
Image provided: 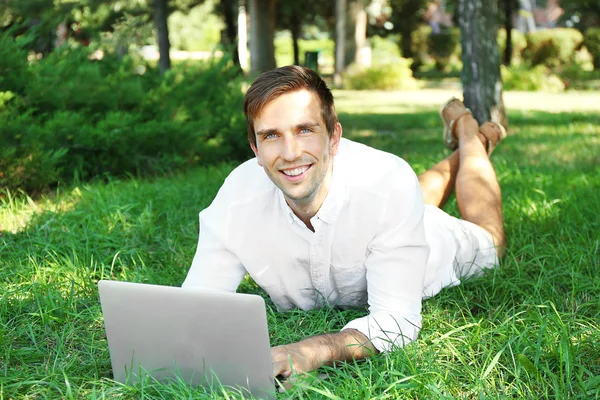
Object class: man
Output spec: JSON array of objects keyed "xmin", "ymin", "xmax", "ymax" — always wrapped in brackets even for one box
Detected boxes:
[{"xmin": 182, "ymin": 65, "xmax": 507, "ymax": 383}]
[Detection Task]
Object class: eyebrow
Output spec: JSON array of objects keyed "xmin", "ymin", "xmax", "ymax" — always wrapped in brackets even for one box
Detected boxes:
[{"xmin": 255, "ymin": 122, "xmax": 321, "ymax": 138}]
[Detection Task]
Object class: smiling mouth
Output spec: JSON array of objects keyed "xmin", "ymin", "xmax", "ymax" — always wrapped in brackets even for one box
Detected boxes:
[{"xmin": 280, "ymin": 165, "xmax": 311, "ymax": 178}]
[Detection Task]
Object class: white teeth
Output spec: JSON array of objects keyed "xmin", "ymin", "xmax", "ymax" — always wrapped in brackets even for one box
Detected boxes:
[{"xmin": 282, "ymin": 166, "xmax": 308, "ymax": 176}]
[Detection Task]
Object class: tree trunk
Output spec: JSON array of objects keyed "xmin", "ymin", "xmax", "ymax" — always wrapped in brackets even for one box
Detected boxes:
[
  {"xmin": 291, "ymin": 15, "xmax": 301, "ymax": 65},
  {"xmin": 249, "ymin": 0, "xmax": 276, "ymax": 76},
  {"xmin": 334, "ymin": 0, "xmax": 346, "ymax": 86},
  {"xmin": 222, "ymin": 0, "xmax": 241, "ymax": 68},
  {"xmin": 459, "ymin": 0, "xmax": 507, "ymax": 129},
  {"xmin": 343, "ymin": 0, "xmax": 360, "ymax": 68},
  {"xmin": 503, "ymin": 0, "xmax": 513, "ymax": 66},
  {"xmin": 400, "ymin": 30, "xmax": 413, "ymax": 59},
  {"xmin": 153, "ymin": 0, "xmax": 171, "ymax": 74},
  {"xmin": 354, "ymin": 0, "xmax": 369, "ymax": 67}
]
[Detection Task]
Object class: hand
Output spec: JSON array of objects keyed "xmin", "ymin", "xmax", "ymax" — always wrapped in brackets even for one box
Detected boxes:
[
  {"xmin": 271, "ymin": 330, "xmax": 377, "ymax": 391},
  {"xmin": 271, "ymin": 342, "xmax": 318, "ymax": 385}
]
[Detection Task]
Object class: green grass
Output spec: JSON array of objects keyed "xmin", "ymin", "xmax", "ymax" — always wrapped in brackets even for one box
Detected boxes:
[{"xmin": 1, "ymin": 89, "xmax": 599, "ymax": 399}]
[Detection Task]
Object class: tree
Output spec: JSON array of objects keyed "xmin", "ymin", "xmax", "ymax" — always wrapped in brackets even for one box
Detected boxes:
[
  {"xmin": 276, "ymin": 1, "xmax": 334, "ymax": 66},
  {"xmin": 217, "ymin": 0, "xmax": 241, "ymax": 68},
  {"xmin": 334, "ymin": 0, "xmax": 346, "ymax": 85},
  {"xmin": 248, "ymin": 0, "xmax": 276, "ymax": 75},
  {"xmin": 277, "ymin": 2, "xmax": 303, "ymax": 65},
  {"xmin": 458, "ymin": 0, "xmax": 507, "ymax": 128},
  {"xmin": 333, "ymin": 0, "xmax": 371, "ymax": 85},
  {"xmin": 153, "ymin": 0, "xmax": 171, "ymax": 73},
  {"xmin": 387, "ymin": 0, "xmax": 428, "ymax": 58},
  {"xmin": 560, "ymin": 0, "xmax": 600, "ymax": 30},
  {"xmin": 501, "ymin": 0, "xmax": 514, "ymax": 66}
]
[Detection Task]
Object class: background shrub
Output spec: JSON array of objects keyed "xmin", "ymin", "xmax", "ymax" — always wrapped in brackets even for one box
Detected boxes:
[
  {"xmin": 0, "ymin": 33, "xmax": 249, "ymax": 193},
  {"xmin": 343, "ymin": 58, "xmax": 418, "ymax": 90},
  {"xmin": 583, "ymin": 28, "xmax": 600, "ymax": 70},
  {"xmin": 497, "ymin": 29, "xmax": 527, "ymax": 64},
  {"xmin": 501, "ymin": 64, "xmax": 565, "ymax": 91},
  {"xmin": 409, "ymin": 25, "xmax": 432, "ymax": 71},
  {"xmin": 524, "ymin": 28, "xmax": 584, "ymax": 67},
  {"xmin": 427, "ymin": 28, "xmax": 460, "ymax": 71}
]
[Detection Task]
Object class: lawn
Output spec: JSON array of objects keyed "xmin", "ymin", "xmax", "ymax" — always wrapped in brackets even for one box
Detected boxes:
[{"xmin": 1, "ymin": 89, "xmax": 599, "ymax": 399}]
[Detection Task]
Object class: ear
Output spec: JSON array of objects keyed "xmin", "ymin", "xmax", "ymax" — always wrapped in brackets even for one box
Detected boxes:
[
  {"xmin": 250, "ymin": 141, "xmax": 263, "ymax": 166},
  {"xmin": 329, "ymin": 122, "xmax": 343, "ymax": 156}
]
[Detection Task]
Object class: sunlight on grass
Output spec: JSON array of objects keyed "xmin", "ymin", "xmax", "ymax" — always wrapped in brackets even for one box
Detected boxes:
[{"xmin": 0, "ymin": 188, "xmax": 82, "ymax": 234}]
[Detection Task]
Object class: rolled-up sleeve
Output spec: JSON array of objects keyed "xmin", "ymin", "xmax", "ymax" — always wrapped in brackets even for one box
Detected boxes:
[{"xmin": 342, "ymin": 173, "xmax": 429, "ymax": 352}]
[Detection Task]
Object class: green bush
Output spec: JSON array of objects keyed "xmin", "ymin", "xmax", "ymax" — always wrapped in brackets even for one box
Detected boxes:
[
  {"xmin": 501, "ymin": 64, "xmax": 565, "ymax": 91},
  {"xmin": 583, "ymin": 28, "xmax": 600, "ymax": 70},
  {"xmin": 0, "ymin": 34, "xmax": 249, "ymax": 193},
  {"xmin": 343, "ymin": 59, "xmax": 418, "ymax": 90},
  {"xmin": 427, "ymin": 28, "xmax": 460, "ymax": 71},
  {"xmin": 370, "ymin": 35, "xmax": 402, "ymax": 64},
  {"xmin": 524, "ymin": 28, "xmax": 584, "ymax": 67},
  {"xmin": 497, "ymin": 29, "xmax": 527, "ymax": 64},
  {"xmin": 0, "ymin": 33, "xmax": 31, "ymax": 94},
  {"xmin": 558, "ymin": 63, "xmax": 600, "ymax": 90},
  {"xmin": 409, "ymin": 25, "xmax": 432, "ymax": 71}
]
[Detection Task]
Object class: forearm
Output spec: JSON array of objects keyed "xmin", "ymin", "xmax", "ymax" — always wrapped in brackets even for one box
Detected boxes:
[
  {"xmin": 271, "ymin": 328, "xmax": 379, "ymax": 381},
  {"xmin": 298, "ymin": 328, "xmax": 378, "ymax": 368}
]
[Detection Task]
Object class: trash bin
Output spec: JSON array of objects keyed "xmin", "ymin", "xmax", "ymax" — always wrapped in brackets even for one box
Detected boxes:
[{"xmin": 304, "ymin": 51, "xmax": 321, "ymax": 72}]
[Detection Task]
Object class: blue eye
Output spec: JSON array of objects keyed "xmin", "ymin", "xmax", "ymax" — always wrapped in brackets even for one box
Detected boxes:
[{"xmin": 299, "ymin": 128, "xmax": 311, "ymax": 134}]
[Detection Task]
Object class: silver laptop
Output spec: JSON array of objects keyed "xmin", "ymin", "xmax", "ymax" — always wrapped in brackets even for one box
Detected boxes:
[{"xmin": 98, "ymin": 280, "xmax": 275, "ymax": 399}]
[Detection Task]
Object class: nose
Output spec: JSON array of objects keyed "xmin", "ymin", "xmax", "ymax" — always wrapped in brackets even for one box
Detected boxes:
[{"xmin": 281, "ymin": 136, "xmax": 302, "ymax": 161}]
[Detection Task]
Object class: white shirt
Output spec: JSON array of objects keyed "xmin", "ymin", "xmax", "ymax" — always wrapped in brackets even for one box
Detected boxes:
[{"xmin": 183, "ymin": 138, "xmax": 457, "ymax": 352}]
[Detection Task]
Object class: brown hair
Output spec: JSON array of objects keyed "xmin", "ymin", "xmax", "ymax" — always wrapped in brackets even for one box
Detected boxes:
[{"xmin": 243, "ymin": 65, "xmax": 338, "ymax": 148}]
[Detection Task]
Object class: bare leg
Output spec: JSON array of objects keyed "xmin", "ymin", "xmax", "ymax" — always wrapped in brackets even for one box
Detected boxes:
[
  {"xmin": 418, "ymin": 132, "xmax": 489, "ymax": 208},
  {"xmin": 454, "ymin": 115, "xmax": 505, "ymax": 255},
  {"xmin": 418, "ymin": 151, "xmax": 459, "ymax": 208}
]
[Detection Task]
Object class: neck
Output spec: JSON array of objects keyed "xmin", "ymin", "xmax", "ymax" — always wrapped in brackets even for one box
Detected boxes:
[
  {"xmin": 286, "ymin": 197, "xmax": 319, "ymax": 232},
  {"xmin": 286, "ymin": 163, "xmax": 334, "ymax": 232}
]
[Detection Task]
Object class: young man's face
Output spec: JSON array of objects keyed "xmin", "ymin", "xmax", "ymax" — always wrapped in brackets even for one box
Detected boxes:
[{"xmin": 251, "ymin": 90, "xmax": 342, "ymax": 214}]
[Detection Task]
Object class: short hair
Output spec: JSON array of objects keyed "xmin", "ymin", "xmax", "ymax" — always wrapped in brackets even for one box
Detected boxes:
[{"xmin": 243, "ymin": 65, "xmax": 338, "ymax": 148}]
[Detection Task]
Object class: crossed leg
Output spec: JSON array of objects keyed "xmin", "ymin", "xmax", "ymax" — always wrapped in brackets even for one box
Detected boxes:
[{"xmin": 418, "ymin": 114, "xmax": 506, "ymax": 257}]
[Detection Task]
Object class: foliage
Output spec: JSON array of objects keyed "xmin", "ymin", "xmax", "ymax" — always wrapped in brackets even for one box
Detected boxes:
[
  {"xmin": 558, "ymin": 63, "xmax": 600, "ymax": 90},
  {"xmin": 168, "ymin": 0, "xmax": 223, "ymax": 51},
  {"xmin": 343, "ymin": 58, "xmax": 418, "ymax": 90},
  {"xmin": 524, "ymin": 28, "xmax": 584, "ymax": 68},
  {"xmin": 0, "ymin": 0, "xmax": 212, "ymax": 56},
  {"xmin": 427, "ymin": 28, "xmax": 460, "ymax": 71},
  {"xmin": 497, "ymin": 28, "xmax": 527, "ymax": 65},
  {"xmin": 583, "ymin": 28, "xmax": 600, "ymax": 70},
  {"xmin": 370, "ymin": 35, "xmax": 402, "ymax": 64},
  {"xmin": 558, "ymin": 0, "xmax": 600, "ymax": 31},
  {"xmin": 386, "ymin": 0, "xmax": 428, "ymax": 58},
  {"xmin": 0, "ymin": 34, "xmax": 249, "ymax": 193},
  {"xmin": 409, "ymin": 24, "xmax": 432, "ymax": 70},
  {"xmin": 501, "ymin": 64, "xmax": 565, "ymax": 92}
]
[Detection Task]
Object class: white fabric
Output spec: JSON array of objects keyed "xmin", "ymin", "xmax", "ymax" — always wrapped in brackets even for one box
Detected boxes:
[{"xmin": 182, "ymin": 138, "xmax": 498, "ymax": 352}]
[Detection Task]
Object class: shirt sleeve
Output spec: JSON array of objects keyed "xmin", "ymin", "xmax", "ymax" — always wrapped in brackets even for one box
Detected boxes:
[
  {"xmin": 342, "ymin": 172, "xmax": 429, "ymax": 353},
  {"xmin": 181, "ymin": 211, "xmax": 246, "ymax": 292}
]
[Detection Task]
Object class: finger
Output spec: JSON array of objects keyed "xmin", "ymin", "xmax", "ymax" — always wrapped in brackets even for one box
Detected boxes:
[
  {"xmin": 277, "ymin": 374, "xmax": 308, "ymax": 393},
  {"xmin": 272, "ymin": 360, "xmax": 292, "ymax": 380}
]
